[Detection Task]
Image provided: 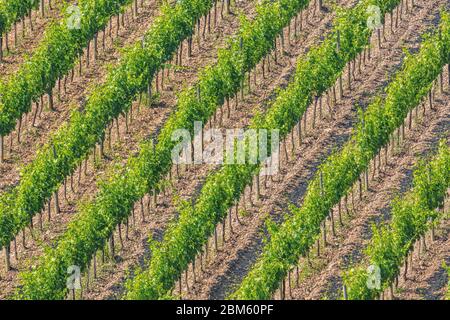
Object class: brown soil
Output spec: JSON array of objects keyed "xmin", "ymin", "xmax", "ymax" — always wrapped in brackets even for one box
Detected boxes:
[
  {"xmin": 0, "ymin": 0, "xmax": 448, "ymax": 301},
  {"xmin": 84, "ymin": 0, "xmax": 338, "ymax": 300},
  {"xmin": 0, "ymin": 0, "xmax": 258, "ymax": 299},
  {"xmin": 290, "ymin": 100, "xmax": 449, "ymax": 300},
  {"xmin": 395, "ymin": 218, "xmax": 449, "ymax": 300},
  {"xmin": 0, "ymin": 2, "xmax": 67, "ymax": 78},
  {"xmin": 178, "ymin": 0, "xmax": 449, "ymax": 300}
]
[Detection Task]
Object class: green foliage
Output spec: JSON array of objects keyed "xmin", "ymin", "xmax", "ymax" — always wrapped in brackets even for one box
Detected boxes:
[
  {"xmin": 343, "ymin": 141, "xmax": 450, "ymax": 299},
  {"xmin": 232, "ymin": 8, "xmax": 450, "ymax": 300},
  {"xmin": 124, "ymin": 0, "xmax": 404, "ymax": 300},
  {"xmin": 444, "ymin": 263, "xmax": 450, "ymax": 300},
  {"xmin": 15, "ymin": 0, "xmax": 309, "ymax": 300},
  {"xmin": 0, "ymin": 0, "xmax": 213, "ymax": 256},
  {"xmin": 0, "ymin": 0, "xmax": 135, "ymax": 136},
  {"xmin": 0, "ymin": 0, "xmax": 40, "ymax": 36}
]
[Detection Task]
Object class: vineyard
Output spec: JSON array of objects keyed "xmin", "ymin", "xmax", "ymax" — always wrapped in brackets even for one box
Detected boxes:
[{"xmin": 0, "ymin": 0, "xmax": 448, "ymax": 301}]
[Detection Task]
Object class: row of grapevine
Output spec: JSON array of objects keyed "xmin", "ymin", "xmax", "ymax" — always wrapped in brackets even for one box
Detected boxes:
[
  {"xmin": 0, "ymin": 0, "xmax": 40, "ymax": 39},
  {"xmin": 0, "ymin": 0, "xmax": 216, "ymax": 261},
  {"xmin": 446, "ymin": 266, "xmax": 450, "ymax": 300},
  {"xmin": 123, "ymin": 0, "xmax": 406, "ymax": 299},
  {"xmin": 231, "ymin": 10, "xmax": 450, "ymax": 299},
  {"xmin": 342, "ymin": 140, "xmax": 449, "ymax": 300},
  {"xmin": 14, "ymin": 0, "xmax": 315, "ymax": 300},
  {"xmin": 0, "ymin": 0, "xmax": 40, "ymax": 61},
  {"xmin": 0, "ymin": 0, "xmax": 143, "ymax": 141}
]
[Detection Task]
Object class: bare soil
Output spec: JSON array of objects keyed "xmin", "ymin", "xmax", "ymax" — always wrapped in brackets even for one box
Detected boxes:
[
  {"xmin": 290, "ymin": 99, "xmax": 449, "ymax": 300},
  {"xmin": 0, "ymin": 0, "xmax": 448, "ymax": 301},
  {"xmin": 0, "ymin": 0, "xmax": 258, "ymax": 299},
  {"xmin": 179, "ymin": 0, "xmax": 449, "ymax": 300},
  {"xmin": 0, "ymin": 2, "xmax": 67, "ymax": 78}
]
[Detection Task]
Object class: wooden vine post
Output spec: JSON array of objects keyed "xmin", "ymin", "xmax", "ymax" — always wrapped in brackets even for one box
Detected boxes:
[
  {"xmin": 0, "ymin": 135, "xmax": 3, "ymax": 163},
  {"xmin": 343, "ymin": 284, "xmax": 348, "ymax": 300},
  {"xmin": 52, "ymin": 145, "xmax": 60, "ymax": 214},
  {"xmin": 337, "ymin": 30, "xmax": 344, "ymax": 99},
  {"xmin": 4, "ymin": 245, "xmax": 11, "ymax": 272}
]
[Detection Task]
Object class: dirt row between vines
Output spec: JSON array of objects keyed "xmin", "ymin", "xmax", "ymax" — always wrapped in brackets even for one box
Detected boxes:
[
  {"xmin": 0, "ymin": 0, "xmax": 167, "ymax": 296},
  {"xmin": 180, "ymin": 0, "xmax": 448, "ymax": 300},
  {"xmin": 289, "ymin": 93, "xmax": 449, "ymax": 300},
  {"xmin": 83, "ymin": 0, "xmax": 339, "ymax": 300},
  {"xmin": 0, "ymin": 0, "xmax": 258, "ymax": 299},
  {"xmin": 0, "ymin": 1, "xmax": 68, "ymax": 78},
  {"xmin": 396, "ymin": 218, "xmax": 449, "ymax": 300},
  {"xmin": 0, "ymin": 0, "xmax": 164, "ymax": 191}
]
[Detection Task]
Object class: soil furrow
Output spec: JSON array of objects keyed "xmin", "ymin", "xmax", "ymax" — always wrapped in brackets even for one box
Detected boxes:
[
  {"xmin": 291, "ymin": 98, "xmax": 449, "ymax": 300},
  {"xmin": 0, "ymin": 2, "xmax": 68, "ymax": 78},
  {"xmin": 83, "ymin": 0, "xmax": 337, "ymax": 300},
  {"xmin": 182, "ymin": 0, "xmax": 446, "ymax": 300},
  {"xmin": 0, "ymin": 0, "xmax": 164, "ymax": 191},
  {"xmin": 395, "ymin": 218, "xmax": 449, "ymax": 300}
]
